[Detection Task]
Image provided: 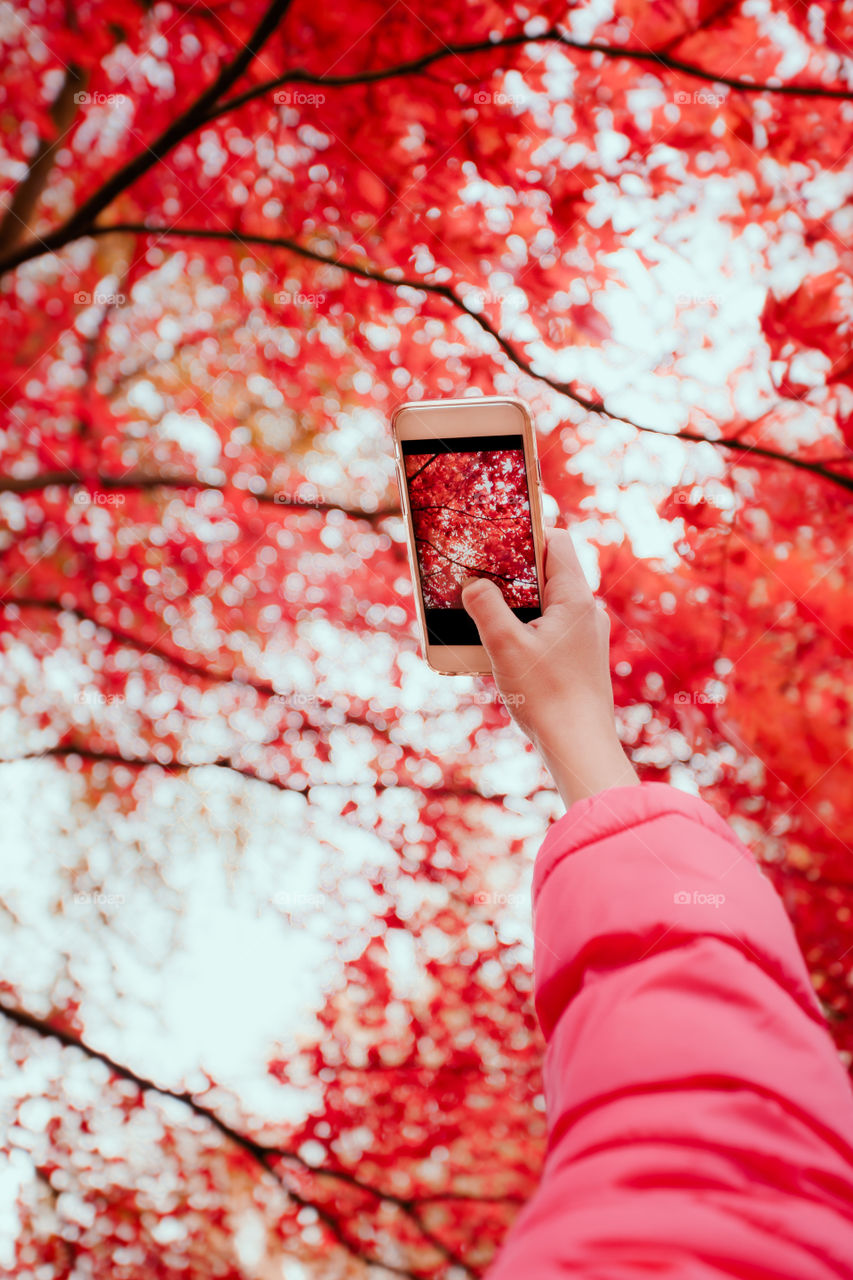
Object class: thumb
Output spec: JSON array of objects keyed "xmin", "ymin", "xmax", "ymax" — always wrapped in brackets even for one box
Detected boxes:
[{"xmin": 460, "ymin": 577, "xmax": 528, "ymax": 656}]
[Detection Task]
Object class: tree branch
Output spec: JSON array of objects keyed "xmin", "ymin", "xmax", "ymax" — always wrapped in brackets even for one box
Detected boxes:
[
  {"xmin": 1, "ymin": 595, "xmax": 408, "ymax": 738},
  {"xmin": 414, "ymin": 535, "xmax": 530, "ymax": 589},
  {"xmin": 1, "ymin": 594, "xmax": 343, "ymax": 694},
  {"xmin": 3, "ymin": 744, "xmax": 551, "ymax": 806},
  {"xmin": 0, "ymin": 998, "xmax": 498, "ymax": 1276},
  {"xmin": 412, "ymin": 504, "xmax": 525, "ymax": 524},
  {"xmin": 0, "ymin": 22, "xmax": 847, "ymax": 280},
  {"xmin": 0, "ymin": 0, "xmax": 295, "ymax": 275},
  {"xmin": 2, "ymin": 210, "xmax": 850, "ymax": 491},
  {"xmin": 1, "ymin": 988, "xmax": 517, "ymax": 1269},
  {"xmin": 0, "ymin": 468, "xmax": 402, "ymax": 524},
  {"xmin": 406, "ymin": 455, "xmax": 442, "ymax": 485},
  {"xmin": 204, "ymin": 26, "xmax": 853, "ymax": 127},
  {"xmin": 0, "ymin": 65, "xmax": 86, "ymax": 256},
  {"xmin": 74, "ymin": 222, "xmax": 853, "ymax": 495}
]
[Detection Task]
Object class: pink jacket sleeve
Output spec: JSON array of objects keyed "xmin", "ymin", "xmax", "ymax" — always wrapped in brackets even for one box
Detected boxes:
[{"xmin": 485, "ymin": 781, "xmax": 853, "ymax": 1280}]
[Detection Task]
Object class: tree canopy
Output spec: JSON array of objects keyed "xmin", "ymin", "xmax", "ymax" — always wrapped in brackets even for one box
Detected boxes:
[{"xmin": 1, "ymin": 1, "xmax": 852, "ymax": 1276}]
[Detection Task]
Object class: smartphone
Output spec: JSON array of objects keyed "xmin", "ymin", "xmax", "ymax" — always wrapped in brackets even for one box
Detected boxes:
[{"xmin": 390, "ymin": 396, "xmax": 546, "ymax": 676}]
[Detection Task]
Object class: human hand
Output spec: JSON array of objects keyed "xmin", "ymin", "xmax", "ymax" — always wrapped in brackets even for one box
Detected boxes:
[{"xmin": 460, "ymin": 527, "xmax": 639, "ymax": 810}]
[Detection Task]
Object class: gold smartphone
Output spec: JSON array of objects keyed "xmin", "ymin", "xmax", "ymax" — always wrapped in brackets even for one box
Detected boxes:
[{"xmin": 390, "ymin": 396, "xmax": 547, "ymax": 676}]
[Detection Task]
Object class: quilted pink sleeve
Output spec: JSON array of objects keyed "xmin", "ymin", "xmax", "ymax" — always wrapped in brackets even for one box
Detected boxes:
[{"xmin": 484, "ymin": 781, "xmax": 853, "ymax": 1280}]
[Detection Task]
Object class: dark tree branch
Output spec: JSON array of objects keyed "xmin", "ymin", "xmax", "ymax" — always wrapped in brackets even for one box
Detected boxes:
[
  {"xmin": 0, "ymin": 998, "xmax": 504, "ymax": 1275},
  {"xmin": 0, "ymin": 65, "xmax": 87, "ymax": 256},
  {"xmin": 0, "ymin": 23, "xmax": 847, "ymax": 280},
  {"xmin": 4, "ymin": 744, "xmax": 551, "ymax": 806},
  {"xmin": 204, "ymin": 27, "xmax": 853, "ymax": 126},
  {"xmin": 0, "ymin": 997, "xmax": 417, "ymax": 1276},
  {"xmin": 412, "ymin": 503, "xmax": 524, "ymax": 523},
  {"xmin": 2, "ymin": 594, "xmax": 345, "ymax": 698},
  {"xmin": 407, "ymin": 455, "xmax": 442, "ymax": 484},
  {"xmin": 0, "ymin": 0, "xmax": 295, "ymax": 275},
  {"xmin": 0, "ymin": 184, "xmax": 850, "ymax": 495},
  {"xmin": 414, "ymin": 535, "xmax": 529, "ymax": 589},
  {"xmin": 1, "ymin": 595, "xmax": 407, "ymax": 740},
  {"xmin": 0, "ymin": 468, "xmax": 402, "ymax": 524},
  {"xmin": 71, "ymin": 223, "xmax": 853, "ymax": 497}
]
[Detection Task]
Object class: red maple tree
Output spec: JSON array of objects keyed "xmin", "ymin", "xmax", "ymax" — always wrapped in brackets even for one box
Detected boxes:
[{"xmin": 1, "ymin": 1, "xmax": 852, "ymax": 1276}]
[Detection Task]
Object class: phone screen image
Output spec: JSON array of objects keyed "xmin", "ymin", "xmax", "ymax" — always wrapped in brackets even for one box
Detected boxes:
[{"xmin": 400, "ymin": 433, "xmax": 542, "ymax": 647}]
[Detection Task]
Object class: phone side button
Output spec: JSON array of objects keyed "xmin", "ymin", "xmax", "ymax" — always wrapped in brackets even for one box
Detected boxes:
[{"xmin": 536, "ymin": 458, "xmax": 542, "ymax": 484}]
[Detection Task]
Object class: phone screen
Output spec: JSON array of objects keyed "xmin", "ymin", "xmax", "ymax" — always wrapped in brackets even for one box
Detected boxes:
[{"xmin": 400, "ymin": 432, "xmax": 542, "ymax": 647}]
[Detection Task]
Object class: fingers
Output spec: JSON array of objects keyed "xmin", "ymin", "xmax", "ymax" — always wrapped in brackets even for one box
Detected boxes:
[
  {"xmin": 460, "ymin": 527, "xmax": 595, "ymax": 668},
  {"xmin": 461, "ymin": 577, "xmax": 529, "ymax": 659},
  {"xmin": 541, "ymin": 527, "xmax": 595, "ymax": 611}
]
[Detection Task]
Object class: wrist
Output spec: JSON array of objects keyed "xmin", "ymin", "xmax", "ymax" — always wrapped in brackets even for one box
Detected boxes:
[{"xmin": 532, "ymin": 713, "xmax": 639, "ymax": 810}]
